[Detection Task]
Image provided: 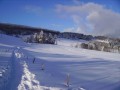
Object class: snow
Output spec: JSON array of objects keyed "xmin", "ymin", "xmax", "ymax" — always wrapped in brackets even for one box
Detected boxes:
[
  {"xmin": 18, "ymin": 61, "xmax": 41, "ymax": 90},
  {"xmin": 0, "ymin": 34, "xmax": 27, "ymax": 47},
  {"xmin": 0, "ymin": 34, "xmax": 120, "ymax": 90},
  {"xmin": 57, "ymin": 38, "xmax": 86, "ymax": 47},
  {"xmin": 0, "ymin": 48, "xmax": 13, "ymax": 90}
]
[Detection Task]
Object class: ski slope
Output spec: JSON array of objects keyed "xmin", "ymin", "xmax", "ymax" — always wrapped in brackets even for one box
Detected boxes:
[{"xmin": 0, "ymin": 34, "xmax": 120, "ymax": 90}]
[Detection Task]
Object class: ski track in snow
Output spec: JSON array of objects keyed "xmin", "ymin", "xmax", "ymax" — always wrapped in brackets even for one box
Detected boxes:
[
  {"xmin": 14, "ymin": 49, "xmax": 67, "ymax": 90},
  {"xmin": 18, "ymin": 61, "xmax": 41, "ymax": 90},
  {"xmin": 0, "ymin": 34, "xmax": 120, "ymax": 90}
]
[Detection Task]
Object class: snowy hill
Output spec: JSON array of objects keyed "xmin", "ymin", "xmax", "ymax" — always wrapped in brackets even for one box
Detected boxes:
[
  {"xmin": 0, "ymin": 34, "xmax": 120, "ymax": 90},
  {"xmin": 0, "ymin": 34, "xmax": 27, "ymax": 47}
]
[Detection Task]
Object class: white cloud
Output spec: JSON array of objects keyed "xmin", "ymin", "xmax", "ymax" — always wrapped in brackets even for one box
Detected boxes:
[
  {"xmin": 56, "ymin": 2, "xmax": 120, "ymax": 38},
  {"xmin": 64, "ymin": 27, "xmax": 88, "ymax": 34}
]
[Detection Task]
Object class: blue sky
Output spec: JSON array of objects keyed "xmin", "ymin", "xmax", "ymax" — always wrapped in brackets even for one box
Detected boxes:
[{"xmin": 0, "ymin": 0, "xmax": 120, "ymax": 37}]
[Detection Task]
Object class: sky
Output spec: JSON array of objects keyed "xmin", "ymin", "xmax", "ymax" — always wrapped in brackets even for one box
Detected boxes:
[{"xmin": 0, "ymin": 0, "xmax": 120, "ymax": 37}]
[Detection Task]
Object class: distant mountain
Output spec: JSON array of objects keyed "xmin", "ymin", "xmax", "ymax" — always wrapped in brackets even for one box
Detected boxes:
[
  {"xmin": 0, "ymin": 23, "xmax": 119, "ymax": 41},
  {"xmin": 0, "ymin": 23, "xmax": 60, "ymax": 35}
]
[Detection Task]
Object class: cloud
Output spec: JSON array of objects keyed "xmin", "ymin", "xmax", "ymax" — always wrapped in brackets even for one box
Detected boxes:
[
  {"xmin": 24, "ymin": 5, "xmax": 42, "ymax": 15},
  {"xmin": 55, "ymin": 2, "xmax": 120, "ymax": 38},
  {"xmin": 64, "ymin": 27, "xmax": 88, "ymax": 34}
]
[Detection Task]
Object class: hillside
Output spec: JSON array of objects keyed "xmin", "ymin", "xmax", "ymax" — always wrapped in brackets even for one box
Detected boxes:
[
  {"xmin": 0, "ymin": 23, "xmax": 60, "ymax": 35},
  {"xmin": 0, "ymin": 34, "xmax": 120, "ymax": 90},
  {"xmin": 0, "ymin": 23, "xmax": 94, "ymax": 41}
]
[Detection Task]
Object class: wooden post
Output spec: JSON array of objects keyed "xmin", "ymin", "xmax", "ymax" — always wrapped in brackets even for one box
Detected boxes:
[
  {"xmin": 41, "ymin": 63, "xmax": 45, "ymax": 70},
  {"xmin": 33, "ymin": 57, "xmax": 35, "ymax": 64},
  {"xmin": 66, "ymin": 73, "xmax": 70, "ymax": 87}
]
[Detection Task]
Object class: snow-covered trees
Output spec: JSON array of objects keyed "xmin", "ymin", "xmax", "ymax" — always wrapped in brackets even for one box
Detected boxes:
[
  {"xmin": 24, "ymin": 31, "xmax": 57, "ymax": 44},
  {"xmin": 112, "ymin": 45, "xmax": 120, "ymax": 53},
  {"xmin": 81, "ymin": 43, "xmax": 88, "ymax": 49},
  {"xmin": 80, "ymin": 40, "xmax": 120, "ymax": 53},
  {"xmin": 88, "ymin": 42, "xmax": 96, "ymax": 50},
  {"xmin": 47, "ymin": 33, "xmax": 56, "ymax": 44},
  {"xmin": 37, "ymin": 30, "xmax": 44, "ymax": 43},
  {"xmin": 118, "ymin": 46, "xmax": 120, "ymax": 53}
]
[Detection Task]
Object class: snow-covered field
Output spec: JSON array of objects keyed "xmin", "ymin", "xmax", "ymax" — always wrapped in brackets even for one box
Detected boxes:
[{"xmin": 0, "ymin": 34, "xmax": 120, "ymax": 90}]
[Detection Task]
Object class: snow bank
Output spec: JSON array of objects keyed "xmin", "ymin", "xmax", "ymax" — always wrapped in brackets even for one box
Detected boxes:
[{"xmin": 18, "ymin": 61, "xmax": 41, "ymax": 90}]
